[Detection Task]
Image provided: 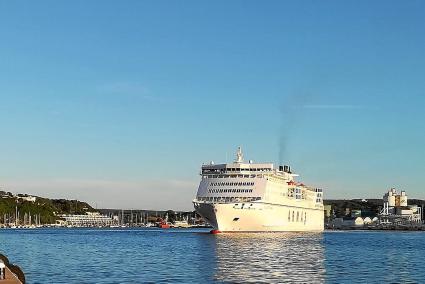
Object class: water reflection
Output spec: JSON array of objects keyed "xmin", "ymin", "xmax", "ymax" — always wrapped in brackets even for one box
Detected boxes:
[
  {"xmin": 324, "ymin": 231, "xmax": 425, "ymax": 283},
  {"xmin": 213, "ymin": 233, "xmax": 325, "ymax": 283}
]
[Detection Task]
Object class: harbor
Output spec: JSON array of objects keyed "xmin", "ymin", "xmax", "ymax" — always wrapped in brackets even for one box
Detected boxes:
[
  {"xmin": 325, "ymin": 188, "xmax": 425, "ymax": 231},
  {"xmin": 0, "ymin": 190, "xmax": 209, "ymax": 229},
  {"xmin": 1, "ymin": 226, "xmax": 425, "ymax": 283},
  {"xmin": 1, "ymin": 1, "xmax": 425, "ymax": 283},
  {"xmin": 1, "ymin": 181, "xmax": 424, "ymax": 231}
]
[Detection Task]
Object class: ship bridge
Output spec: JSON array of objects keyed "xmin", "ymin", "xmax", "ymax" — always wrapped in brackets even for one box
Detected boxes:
[
  {"xmin": 201, "ymin": 147, "xmax": 294, "ymax": 178},
  {"xmin": 201, "ymin": 163, "xmax": 274, "ymax": 175},
  {"xmin": 195, "ymin": 147, "xmax": 308, "ymax": 205}
]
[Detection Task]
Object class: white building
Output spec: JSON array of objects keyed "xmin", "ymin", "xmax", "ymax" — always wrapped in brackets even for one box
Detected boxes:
[
  {"xmin": 380, "ymin": 188, "xmax": 422, "ymax": 225},
  {"xmin": 19, "ymin": 195, "xmax": 36, "ymax": 202},
  {"xmin": 58, "ymin": 212, "xmax": 115, "ymax": 227},
  {"xmin": 332, "ymin": 217, "xmax": 364, "ymax": 229},
  {"xmin": 363, "ymin": 217, "xmax": 372, "ymax": 225}
]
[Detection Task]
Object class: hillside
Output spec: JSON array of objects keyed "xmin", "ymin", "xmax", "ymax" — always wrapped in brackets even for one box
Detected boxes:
[{"xmin": 0, "ymin": 191, "xmax": 95, "ymax": 224}]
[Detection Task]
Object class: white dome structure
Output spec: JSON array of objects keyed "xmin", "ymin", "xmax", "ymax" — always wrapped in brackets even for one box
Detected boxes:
[{"xmin": 354, "ymin": 217, "xmax": 364, "ymax": 226}]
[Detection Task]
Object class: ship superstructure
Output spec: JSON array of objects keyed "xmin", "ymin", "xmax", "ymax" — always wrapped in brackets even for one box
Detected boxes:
[{"xmin": 193, "ymin": 147, "xmax": 324, "ymax": 232}]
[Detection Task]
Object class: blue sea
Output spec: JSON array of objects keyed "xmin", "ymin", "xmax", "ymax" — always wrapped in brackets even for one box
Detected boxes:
[{"xmin": 0, "ymin": 228, "xmax": 424, "ymax": 283}]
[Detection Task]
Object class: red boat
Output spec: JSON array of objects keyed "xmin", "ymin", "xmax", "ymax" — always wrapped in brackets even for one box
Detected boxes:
[
  {"xmin": 159, "ymin": 222, "xmax": 170, "ymax": 229},
  {"xmin": 157, "ymin": 214, "xmax": 171, "ymax": 229}
]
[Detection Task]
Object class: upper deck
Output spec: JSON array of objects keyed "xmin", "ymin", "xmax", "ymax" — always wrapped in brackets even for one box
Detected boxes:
[
  {"xmin": 200, "ymin": 162, "xmax": 298, "ymax": 182},
  {"xmin": 202, "ymin": 163, "xmax": 273, "ymax": 174},
  {"xmin": 201, "ymin": 147, "xmax": 297, "ymax": 180},
  {"xmin": 195, "ymin": 147, "xmax": 323, "ymax": 207},
  {"xmin": 200, "ymin": 147, "xmax": 296, "ymax": 181}
]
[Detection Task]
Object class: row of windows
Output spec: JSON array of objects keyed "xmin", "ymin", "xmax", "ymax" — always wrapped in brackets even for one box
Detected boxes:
[
  {"xmin": 210, "ymin": 182, "xmax": 254, "ymax": 187},
  {"xmin": 203, "ymin": 168, "xmax": 272, "ymax": 173},
  {"xmin": 226, "ymin": 168, "xmax": 272, "ymax": 172},
  {"xmin": 197, "ymin": 196, "xmax": 261, "ymax": 203},
  {"xmin": 288, "ymin": 210, "xmax": 307, "ymax": 224},
  {"xmin": 202, "ymin": 174, "xmax": 264, "ymax": 179},
  {"xmin": 208, "ymin": 189, "xmax": 253, "ymax": 194}
]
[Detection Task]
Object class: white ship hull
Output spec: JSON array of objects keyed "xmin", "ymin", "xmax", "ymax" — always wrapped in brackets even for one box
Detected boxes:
[{"xmin": 195, "ymin": 201, "xmax": 324, "ymax": 232}]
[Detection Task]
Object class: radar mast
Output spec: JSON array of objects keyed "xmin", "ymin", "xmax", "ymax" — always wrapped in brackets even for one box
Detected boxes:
[{"xmin": 235, "ymin": 146, "xmax": 244, "ymax": 163}]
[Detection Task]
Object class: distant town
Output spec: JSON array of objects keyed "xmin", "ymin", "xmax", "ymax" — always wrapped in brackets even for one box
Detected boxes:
[
  {"xmin": 1, "ymin": 187, "xmax": 424, "ymax": 230},
  {"xmin": 0, "ymin": 189, "xmax": 207, "ymax": 229},
  {"xmin": 325, "ymin": 188, "xmax": 424, "ymax": 230}
]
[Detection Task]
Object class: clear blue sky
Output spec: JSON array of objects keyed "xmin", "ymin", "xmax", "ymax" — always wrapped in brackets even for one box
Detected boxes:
[{"xmin": 1, "ymin": 1, "xmax": 424, "ymax": 210}]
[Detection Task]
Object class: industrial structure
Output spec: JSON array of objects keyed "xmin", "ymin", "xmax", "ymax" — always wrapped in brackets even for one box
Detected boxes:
[
  {"xmin": 379, "ymin": 188, "xmax": 422, "ymax": 225},
  {"xmin": 328, "ymin": 188, "xmax": 423, "ymax": 230}
]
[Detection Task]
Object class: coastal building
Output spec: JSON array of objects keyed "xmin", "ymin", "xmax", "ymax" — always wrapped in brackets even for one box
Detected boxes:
[
  {"xmin": 324, "ymin": 205, "xmax": 332, "ymax": 218},
  {"xmin": 0, "ymin": 191, "xmax": 36, "ymax": 202},
  {"xmin": 58, "ymin": 212, "xmax": 115, "ymax": 227},
  {"xmin": 351, "ymin": 210, "xmax": 361, "ymax": 218},
  {"xmin": 345, "ymin": 208, "xmax": 350, "ymax": 216},
  {"xmin": 363, "ymin": 217, "xmax": 372, "ymax": 225},
  {"xmin": 18, "ymin": 195, "xmax": 36, "ymax": 202},
  {"xmin": 347, "ymin": 217, "xmax": 364, "ymax": 227},
  {"xmin": 332, "ymin": 217, "xmax": 365, "ymax": 229},
  {"xmin": 379, "ymin": 188, "xmax": 422, "ymax": 225}
]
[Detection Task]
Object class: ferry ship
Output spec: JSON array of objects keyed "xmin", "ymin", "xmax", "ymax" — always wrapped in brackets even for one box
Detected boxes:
[{"xmin": 193, "ymin": 147, "xmax": 324, "ymax": 232}]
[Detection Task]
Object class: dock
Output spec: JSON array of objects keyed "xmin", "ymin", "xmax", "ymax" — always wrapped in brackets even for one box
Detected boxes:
[
  {"xmin": 1, "ymin": 266, "xmax": 23, "ymax": 284},
  {"xmin": 0, "ymin": 254, "xmax": 25, "ymax": 284}
]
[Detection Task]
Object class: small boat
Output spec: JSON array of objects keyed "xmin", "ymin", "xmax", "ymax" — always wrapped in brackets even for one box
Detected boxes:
[
  {"xmin": 159, "ymin": 222, "xmax": 170, "ymax": 229},
  {"xmin": 157, "ymin": 213, "xmax": 171, "ymax": 229},
  {"xmin": 173, "ymin": 217, "xmax": 190, "ymax": 228}
]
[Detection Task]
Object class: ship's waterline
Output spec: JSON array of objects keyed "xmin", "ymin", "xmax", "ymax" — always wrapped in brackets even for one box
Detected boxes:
[{"xmin": 193, "ymin": 147, "xmax": 324, "ymax": 232}]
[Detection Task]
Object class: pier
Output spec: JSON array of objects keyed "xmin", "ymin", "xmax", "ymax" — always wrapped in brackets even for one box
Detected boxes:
[
  {"xmin": 1, "ymin": 267, "xmax": 23, "ymax": 284},
  {"xmin": 0, "ymin": 254, "xmax": 25, "ymax": 284}
]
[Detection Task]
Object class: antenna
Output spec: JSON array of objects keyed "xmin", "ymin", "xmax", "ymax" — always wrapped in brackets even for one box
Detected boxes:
[{"xmin": 235, "ymin": 146, "xmax": 244, "ymax": 163}]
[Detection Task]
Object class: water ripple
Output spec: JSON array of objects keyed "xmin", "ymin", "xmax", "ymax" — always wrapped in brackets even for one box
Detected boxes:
[{"xmin": 0, "ymin": 229, "xmax": 424, "ymax": 283}]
